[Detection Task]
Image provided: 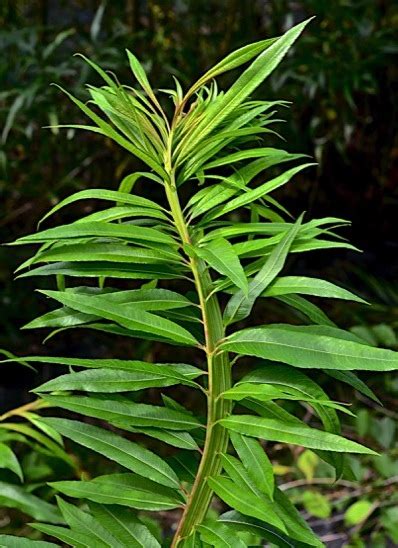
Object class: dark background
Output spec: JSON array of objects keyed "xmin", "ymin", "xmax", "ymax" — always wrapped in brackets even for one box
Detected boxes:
[
  {"xmin": 2, "ymin": 1, "xmax": 397, "ymax": 405},
  {"xmin": 0, "ymin": 2, "xmax": 398, "ymax": 545}
]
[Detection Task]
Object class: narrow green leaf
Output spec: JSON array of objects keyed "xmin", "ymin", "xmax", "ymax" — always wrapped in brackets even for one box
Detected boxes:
[
  {"xmin": 198, "ymin": 519, "xmax": 247, "ymax": 547},
  {"xmin": 126, "ymin": 426, "xmax": 200, "ymax": 451},
  {"xmin": 18, "ymin": 262, "xmax": 183, "ymax": 281},
  {"xmin": 219, "ymin": 511, "xmax": 315, "ymax": 548},
  {"xmin": 195, "ymin": 238, "xmax": 248, "ymax": 293},
  {"xmin": 0, "ymin": 536, "xmax": 57, "ymax": 547},
  {"xmin": 325, "ymin": 370, "xmax": 381, "ymax": 404},
  {"xmin": 88, "ymin": 503, "xmax": 161, "ymax": 547},
  {"xmin": 220, "ymin": 415, "xmax": 377, "ymax": 454},
  {"xmin": 34, "ymin": 363, "xmax": 201, "ymax": 393},
  {"xmin": 53, "ymin": 85, "xmax": 167, "ymax": 177},
  {"xmin": 185, "ymin": 37, "xmax": 278, "ymax": 98},
  {"xmin": 224, "ymin": 215, "xmax": 303, "ymax": 325},
  {"xmin": 41, "ymin": 394, "xmax": 202, "ymax": 430},
  {"xmin": 229, "ymin": 432, "xmax": 274, "ymax": 499},
  {"xmin": 24, "ymin": 243, "xmax": 181, "ymax": 267},
  {"xmin": 203, "ymin": 164, "xmax": 313, "ymax": 222},
  {"xmin": 5, "ymin": 355, "xmax": 201, "ymax": 379},
  {"xmin": 273, "ymin": 488, "xmax": 323, "ymax": 547},
  {"xmin": 39, "ymin": 290, "xmax": 198, "ymax": 346},
  {"xmin": 264, "ymin": 276, "xmax": 366, "ymax": 303},
  {"xmin": 221, "ymin": 324, "xmax": 398, "ymax": 371},
  {"xmin": 14, "ymin": 221, "xmax": 176, "ymax": 247},
  {"xmin": 126, "ymin": 50, "xmax": 162, "ymax": 112},
  {"xmin": 0, "ymin": 481, "xmax": 62, "ymax": 523},
  {"xmin": 39, "ymin": 188, "xmax": 163, "ymax": 225},
  {"xmin": 180, "ymin": 19, "xmax": 312, "ymax": 156},
  {"xmin": 0, "ymin": 442, "xmax": 23, "ymax": 481},
  {"xmin": 57, "ymin": 497, "xmax": 120, "ymax": 547},
  {"xmin": 208, "ymin": 476, "xmax": 286, "ymax": 532},
  {"xmin": 41, "ymin": 418, "xmax": 180, "ymax": 488},
  {"xmin": 276, "ymin": 294, "xmax": 336, "ymax": 327},
  {"xmin": 31, "ymin": 524, "xmax": 104, "ymax": 548},
  {"xmin": 50, "ymin": 473, "xmax": 183, "ymax": 511}
]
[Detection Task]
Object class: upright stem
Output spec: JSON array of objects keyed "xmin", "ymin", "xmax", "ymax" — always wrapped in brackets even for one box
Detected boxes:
[{"xmin": 164, "ymin": 182, "xmax": 232, "ymax": 547}]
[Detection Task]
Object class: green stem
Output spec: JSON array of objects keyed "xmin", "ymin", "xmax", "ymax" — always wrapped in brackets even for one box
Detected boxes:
[{"xmin": 164, "ymin": 182, "xmax": 232, "ymax": 547}]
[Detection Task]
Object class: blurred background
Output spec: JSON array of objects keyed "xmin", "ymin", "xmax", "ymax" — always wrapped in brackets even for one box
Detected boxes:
[{"xmin": 0, "ymin": 1, "xmax": 397, "ymax": 545}]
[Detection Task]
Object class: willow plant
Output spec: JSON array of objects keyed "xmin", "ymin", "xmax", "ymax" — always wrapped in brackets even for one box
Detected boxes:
[{"xmin": 3, "ymin": 17, "xmax": 398, "ymax": 548}]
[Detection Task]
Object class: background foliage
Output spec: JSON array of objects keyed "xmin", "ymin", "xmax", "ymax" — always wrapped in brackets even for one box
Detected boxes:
[{"xmin": 1, "ymin": 1, "xmax": 397, "ymax": 546}]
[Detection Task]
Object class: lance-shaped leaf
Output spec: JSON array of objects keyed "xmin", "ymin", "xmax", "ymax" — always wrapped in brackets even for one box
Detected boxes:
[
  {"xmin": 219, "ymin": 415, "xmax": 377, "ymax": 454},
  {"xmin": 264, "ymin": 276, "xmax": 366, "ymax": 303},
  {"xmin": 50, "ymin": 473, "xmax": 184, "ymax": 511},
  {"xmin": 88, "ymin": 503, "xmax": 161, "ymax": 548},
  {"xmin": 224, "ymin": 215, "xmax": 303, "ymax": 325},
  {"xmin": 39, "ymin": 187, "xmax": 163, "ymax": 225},
  {"xmin": 273, "ymin": 488, "xmax": 324, "ymax": 547},
  {"xmin": 188, "ymin": 151, "xmax": 300, "ymax": 218},
  {"xmin": 126, "ymin": 425, "xmax": 200, "ymax": 451},
  {"xmin": 31, "ymin": 525, "xmax": 96, "ymax": 548},
  {"xmin": 41, "ymin": 394, "xmax": 202, "ymax": 430},
  {"xmin": 22, "ymin": 243, "xmax": 182, "ymax": 267},
  {"xmin": 0, "ymin": 442, "xmax": 23, "ymax": 481},
  {"xmin": 198, "ymin": 519, "xmax": 247, "ymax": 548},
  {"xmin": 126, "ymin": 50, "xmax": 163, "ymax": 112},
  {"xmin": 219, "ymin": 511, "xmax": 319, "ymax": 548},
  {"xmin": 220, "ymin": 454, "xmax": 321, "ymax": 546},
  {"xmin": 220, "ymin": 324, "xmax": 398, "ymax": 371},
  {"xmin": 276, "ymin": 294, "xmax": 336, "ymax": 327},
  {"xmin": 18, "ymin": 262, "xmax": 183, "ymax": 281},
  {"xmin": 38, "ymin": 290, "xmax": 198, "ymax": 346},
  {"xmin": 325, "ymin": 370, "xmax": 381, "ymax": 404},
  {"xmin": 0, "ymin": 536, "xmax": 57, "ymax": 547},
  {"xmin": 229, "ymin": 432, "xmax": 274, "ymax": 499},
  {"xmin": 194, "ymin": 238, "xmax": 248, "ymax": 293},
  {"xmin": 238, "ymin": 363, "xmax": 343, "ymax": 429},
  {"xmin": 4, "ymin": 354, "xmax": 201, "ymax": 378},
  {"xmin": 14, "ymin": 221, "xmax": 176, "ymax": 247},
  {"xmin": 0, "ymin": 481, "xmax": 62, "ymax": 523},
  {"xmin": 53, "ymin": 85, "xmax": 167, "ymax": 178},
  {"xmin": 179, "ymin": 18, "xmax": 312, "ymax": 157},
  {"xmin": 34, "ymin": 363, "xmax": 202, "ymax": 393},
  {"xmin": 57, "ymin": 497, "xmax": 120, "ymax": 547},
  {"xmin": 185, "ymin": 37, "xmax": 278, "ymax": 100},
  {"xmin": 203, "ymin": 164, "xmax": 313, "ymax": 222},
  {"xmin": 40, "ymin": 418, "xmax": 180, "ymax": 488},
  {"xmin": 207, "ymin": 475, "xmax": 286, "ymax": 532},
  {"xmin": 222, "ymin": 383, "xmax": 351, "ymax": 417}
]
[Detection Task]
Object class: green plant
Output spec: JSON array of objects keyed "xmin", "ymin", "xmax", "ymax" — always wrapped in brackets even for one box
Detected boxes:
[{"xmin": 3, "ymin": 17, "xmax": 398, "ymax": 547}]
